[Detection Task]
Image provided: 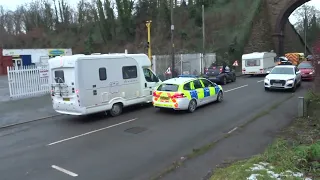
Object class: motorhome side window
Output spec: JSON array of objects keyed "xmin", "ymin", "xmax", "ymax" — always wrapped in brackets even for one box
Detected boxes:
[
  {"xmin": 122, "ymin": 66, "xmax": 137, "ymax": 79},
  {"xmin": 245, "ymin": 59, "xmax": 260, "ymax": 67},
  {"xmin": 54, "ymin": 70, "xmax": 65, "ymax": 83},
  {"xmin": 99, "ymin": 67, "xmax": 107, "ymax": 81},
  {"xmin": 143, "ymin": 68, "xmax": 158, "ymax": 82}
]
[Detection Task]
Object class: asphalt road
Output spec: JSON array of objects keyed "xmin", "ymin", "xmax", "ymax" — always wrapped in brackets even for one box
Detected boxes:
[{"xmin": 0, "ymin": 75, "xmax": 312, "ymax": 180}]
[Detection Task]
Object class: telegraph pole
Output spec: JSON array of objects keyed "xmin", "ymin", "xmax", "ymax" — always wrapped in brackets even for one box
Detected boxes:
[
  {"xmin": 202, "ymin": 4, "xmax": 205, "ymax": 74},
  {"xmin": 304, "ymin": 7, "xmax": 307, "ymax": 56},
  {"xmin": 171, "ymin": 0, "xmax": 175, "ymax": 78},
  {"xmin": 146, "ymin": 20, "xmax": 152, "ymax": 61}
]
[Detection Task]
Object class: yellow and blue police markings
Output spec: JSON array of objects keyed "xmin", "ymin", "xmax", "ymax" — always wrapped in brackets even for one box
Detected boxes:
[{"xmin": 153, "ymin": 76, "xmax": 223, "ymax": 110}]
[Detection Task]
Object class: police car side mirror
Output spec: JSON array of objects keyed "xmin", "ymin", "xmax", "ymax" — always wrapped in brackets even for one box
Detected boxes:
[{"xmin": 266, "ymin": 71, "xmax": 270, "ymax": 74}]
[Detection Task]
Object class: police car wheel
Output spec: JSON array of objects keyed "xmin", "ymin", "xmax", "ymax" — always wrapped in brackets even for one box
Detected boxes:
[
  {"xmin": 110, "ymin": 103, "xmax": 123, "ymax": 117},
  {"xmin": 217, "ymin": 91, "xmax": 223, "ymax": 102},
  {"xmin": 188, "ymin": 100, "xmax": 197, "ymax": 113}
]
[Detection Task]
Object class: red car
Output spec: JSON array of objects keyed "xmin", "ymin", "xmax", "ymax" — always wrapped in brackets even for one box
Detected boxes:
[{"xmin": 297, "ymin": 61, "xmax": 315, "ymax": 80}]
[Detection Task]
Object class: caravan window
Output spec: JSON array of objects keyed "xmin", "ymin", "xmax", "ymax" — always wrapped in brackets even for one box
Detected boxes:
[
  {"xmin": 143, "ymin": 68, "xmax": 158, "ymax": 82},
  {"xmin": 99, "ymin": 67, "xmax": 107, "ymax": 81},
  {"xmin": 245, "ymin": 59, "xmax": 260, "ymax": 67},
  {"xmin": 122, "ymin": 66, "xmax": 137, "ymax": 79},
  {"xmin": 54, "ymin": 70, "xmax": 65, "ymax": 83}
]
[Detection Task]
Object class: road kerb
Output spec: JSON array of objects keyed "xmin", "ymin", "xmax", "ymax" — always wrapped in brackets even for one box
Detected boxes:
[{"xmin": 0, "ymin": 114, "xmax": 63, "ymax": 129}]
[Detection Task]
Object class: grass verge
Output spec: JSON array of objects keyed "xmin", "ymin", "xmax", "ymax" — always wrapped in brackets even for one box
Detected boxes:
[
  {"xmin": 210, "ymin": 93, "xmax": 320, "ymax": 180},
  {"xmin": 150, "ymin": 95, "xmax": 294, "ymax": 180}
]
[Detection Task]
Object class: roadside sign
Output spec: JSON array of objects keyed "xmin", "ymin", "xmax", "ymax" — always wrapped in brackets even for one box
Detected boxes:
[
  {"xmin": 39, "ymin": 69, "xmax": 49, "ymax": 78},
  {"xmin": 165, "ymin": 67, "xmax": 172, "ymax": 74},
  {"xmin": 232, "ymin": 60, "xmax": 239, "ymax": 66}
]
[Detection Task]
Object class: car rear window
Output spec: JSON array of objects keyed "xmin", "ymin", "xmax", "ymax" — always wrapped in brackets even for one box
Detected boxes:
[
  {"xmin": 54, "ymin": 70, "xmax": 65, "ymax": 83},
  {"xmin": 157, "ymin": 84, "xmax": 179, "ymax": 92},
  {"xmin": 298, "ymin": 63, "xmax": 313, "ymax": 68},
  {"xmin": 245, "ymin": 59, "xmax": 260, "ymax": 67}
]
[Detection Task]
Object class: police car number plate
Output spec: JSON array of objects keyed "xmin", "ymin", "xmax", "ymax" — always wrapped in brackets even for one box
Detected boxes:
[
  {"xmin": 160, "ymin": 97, "xmax": 169, "ymax": 100},
  {"xmin": 63, "ymin": 98, "xmax": 70, "ymax": 101}
]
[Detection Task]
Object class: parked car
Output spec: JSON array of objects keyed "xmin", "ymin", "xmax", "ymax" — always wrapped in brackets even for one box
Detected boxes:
[
  {"xmin": 203, "ymin": 64, "xmax": 236, "ymax": 85},
  {"xmin": 297, "ymin": 61, "xmax": 315, "ymax": 81}
]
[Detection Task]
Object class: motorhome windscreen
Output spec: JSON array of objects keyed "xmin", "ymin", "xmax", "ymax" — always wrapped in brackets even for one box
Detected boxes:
[
  {"xmin": 157, "ymin": 84, "xmax": 179, "ymax": 92},
  {"xmin": 245, "ymin": 59, "xmax": 260, "ymax": 67},
  {"xmin": 54, "ymin": 70, "xmax": 65, "ymax": 83}
]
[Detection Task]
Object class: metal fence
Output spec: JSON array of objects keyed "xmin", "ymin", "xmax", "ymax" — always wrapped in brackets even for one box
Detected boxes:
[
  {"xmin": 152, "ymin": 53, "xmax": 216, "ymax": 80},
  {"xmin": 7, "ymin": 65, "xmax": 50, "ymax": 99}
]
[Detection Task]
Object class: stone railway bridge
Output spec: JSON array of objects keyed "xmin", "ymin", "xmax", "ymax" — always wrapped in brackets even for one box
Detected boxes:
[{"xmin": 244, "ymin": 0, "xmax": 312, "ymax": 56}]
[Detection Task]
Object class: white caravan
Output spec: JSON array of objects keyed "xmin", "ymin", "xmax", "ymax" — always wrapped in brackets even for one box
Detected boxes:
[
  {"xmin": 242, "ymin": 52, "xmax": 277, "ymax": 75},
  {"xmin": 48, "ymin": 54, "xmax": 161, "ymax": 116}
]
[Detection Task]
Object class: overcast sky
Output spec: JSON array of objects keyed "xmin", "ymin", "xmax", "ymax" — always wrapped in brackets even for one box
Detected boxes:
[{"xmin": 0, "ymin": 0, "xmax": 319, "ymax": 24}]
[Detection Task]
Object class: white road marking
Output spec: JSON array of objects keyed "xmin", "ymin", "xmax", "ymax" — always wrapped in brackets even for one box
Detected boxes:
[
  {"xmin": 52, "ymin": 165, "xmax": 78, "ymax": 177},
  {"xmin": 227, "ymin": 127, "xmax": 238, "ymax": 134},
  {"xmin": 47, "ymin": 118, "xmax": 138, "ymax": 146},
  {"xmin": 224, "ymin": 84, "xmax": 248, "ymax": 92},
  {"xmin": 257, "ymin": 80, "xmax": 264, "ymax": 83}
]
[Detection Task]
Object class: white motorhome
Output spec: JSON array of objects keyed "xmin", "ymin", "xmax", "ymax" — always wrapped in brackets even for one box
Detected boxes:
[
  {"xmin": 242, "ymin": 52, "xmax": 277, "ymax": 75},
  {"xmin": 48, "ymin": 54, "xmax": 161, "ymax": 116}
]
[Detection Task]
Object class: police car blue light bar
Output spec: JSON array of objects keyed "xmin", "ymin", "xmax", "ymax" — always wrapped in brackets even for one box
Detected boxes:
[{"xmin": 178, "ymin": 75, "xmax": 198, "ymax": 78}]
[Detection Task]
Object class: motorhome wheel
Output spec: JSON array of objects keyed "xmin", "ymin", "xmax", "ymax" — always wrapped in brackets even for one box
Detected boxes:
[{"xmin": 110, "ymin": 103, "xmax": 123, "ymax": 117}]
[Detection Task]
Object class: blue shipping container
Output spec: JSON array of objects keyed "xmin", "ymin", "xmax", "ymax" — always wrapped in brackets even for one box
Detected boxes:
[{"xmin": 21, "ymin": 55, "xmax": 32, "ymax": 66}]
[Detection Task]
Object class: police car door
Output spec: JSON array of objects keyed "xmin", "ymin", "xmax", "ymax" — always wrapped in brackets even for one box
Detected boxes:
[
  {"xmin": 200, "ymin": 78, "xmax": 216, "ymax": 103},
  {"xmin": 192, "ymin": 79, "xmax": 205, "ymax": 105}
]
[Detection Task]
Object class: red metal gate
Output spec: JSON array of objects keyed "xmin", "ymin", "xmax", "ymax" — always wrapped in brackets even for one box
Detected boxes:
[{"xmin": 0, "ymin": 48, "xmax": 13, "ymax": 75}]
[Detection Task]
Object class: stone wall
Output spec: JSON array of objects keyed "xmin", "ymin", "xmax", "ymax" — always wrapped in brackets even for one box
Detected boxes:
[
  {"xmin": 244, "ymin": 0, "xmax": 275, "ymax": 53},
  {"xmin": 283, "ymin": 20, "xmax": 306, "ymax": 53},
  {"xmin": 265, "ymin": 0, "xmax": 308, "ymax": 54}
]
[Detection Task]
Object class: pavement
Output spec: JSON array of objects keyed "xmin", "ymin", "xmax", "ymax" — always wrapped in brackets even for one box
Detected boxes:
[
  {"xmin": 0, "ymin": 95, "xmax": 58, "ymax": 127},
  {"xmin": 0, "ymin": 75, "xmax": 10, "ymax": 102},
  {"xmin": 0, "ymin": 75, "xmax": 312, "ymax": 180},
  {"xmin": 0, "ymin": 75, "xmax": 58, "ymax": 127}
]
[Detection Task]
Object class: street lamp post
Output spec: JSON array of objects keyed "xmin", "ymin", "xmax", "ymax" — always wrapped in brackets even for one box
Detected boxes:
[{"xmin": 171, "ymin": 0, "xmax": 175, "ymax": 78}]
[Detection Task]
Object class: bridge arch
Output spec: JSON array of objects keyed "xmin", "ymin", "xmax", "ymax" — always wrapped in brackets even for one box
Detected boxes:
[{"xmin": 274, "ymin": 0, "xmax": 310, "ymax": 55}]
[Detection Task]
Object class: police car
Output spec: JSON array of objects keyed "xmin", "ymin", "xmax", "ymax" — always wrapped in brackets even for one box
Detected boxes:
[{"xmin": 152, "ymin": 75, "xmax": 224, "ymax": 113}]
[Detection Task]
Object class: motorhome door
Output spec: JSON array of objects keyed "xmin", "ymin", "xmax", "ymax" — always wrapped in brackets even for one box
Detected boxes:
[{"xmin": 142, "ymin": 68, "xmax": 160, "ymax": 99}]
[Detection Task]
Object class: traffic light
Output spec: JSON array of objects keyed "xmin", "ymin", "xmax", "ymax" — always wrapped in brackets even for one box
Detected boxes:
[{"xmin": 146, "ymin": 42, "xmax": 150, "ymax": 49}]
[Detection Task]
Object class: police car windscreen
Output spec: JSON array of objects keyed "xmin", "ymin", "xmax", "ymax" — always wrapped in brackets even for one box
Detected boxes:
[{"xmin": 157, "ymin": 84, "xmax": 179, "ymax": 92}]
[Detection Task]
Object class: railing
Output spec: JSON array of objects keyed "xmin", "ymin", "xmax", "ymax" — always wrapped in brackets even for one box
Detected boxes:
[
  {"xmin": 152, "ymin": 53, "xmax": 216, "ymax": 80},
  {"xmin": 7, "ymin": 65, "xmax": 50, "ymax": 99}
]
